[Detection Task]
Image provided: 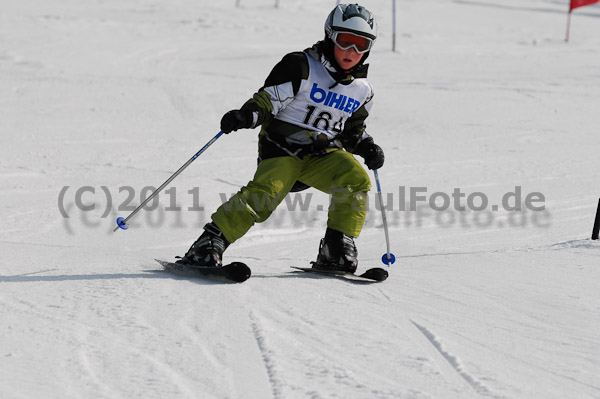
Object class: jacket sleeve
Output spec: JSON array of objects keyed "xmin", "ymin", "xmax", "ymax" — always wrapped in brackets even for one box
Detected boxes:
[
  {"xmin": 339, "ymin": 87, "xmax": 375, "ymax": 153},
  {"xmin": 240, "ymin": 52, "xmax": 309, "ymax": 128}
]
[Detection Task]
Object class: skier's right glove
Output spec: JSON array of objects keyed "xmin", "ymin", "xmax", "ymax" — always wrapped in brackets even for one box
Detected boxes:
[
  {"xmin": 354, "ymin": 139, "xmax": 385, "ymax": 170},
  {"xmin": 220, "ymin": 109, "xmax": 254, "ymax": 134}
]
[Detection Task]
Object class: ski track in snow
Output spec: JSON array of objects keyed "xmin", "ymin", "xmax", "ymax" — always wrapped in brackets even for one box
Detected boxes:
[
  {"xmin": 410, "ymin": 321, "xmax": 500, "ymax": 398},
  {"xmin": 0, "ymin": 292, "xmax": 203, "ymax": 399},
  {"xmin": 248, "ymin": 310, "xmax": 284, "ymax": 399}
]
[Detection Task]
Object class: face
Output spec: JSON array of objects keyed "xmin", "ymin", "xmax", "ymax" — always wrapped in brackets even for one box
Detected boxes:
[{"xmin": 333, "ymin": 44, "xmax": 364, "ymax": 70}]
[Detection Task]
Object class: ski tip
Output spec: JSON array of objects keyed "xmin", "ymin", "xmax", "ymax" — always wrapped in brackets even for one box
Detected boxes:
[
  {"xmin": 226, "ymin": 262, "xmax": 251, "ymax": 283},
  {"xmin": 362, "ymin": 268, "xmax": 389, "ymax": 282},
  {"xmin": 381, "ymin": 253, "xmax": 396, "ymax": 265}
]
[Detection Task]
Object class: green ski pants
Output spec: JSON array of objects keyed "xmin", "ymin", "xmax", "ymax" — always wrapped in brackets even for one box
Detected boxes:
[{"xmin": 212, "ymin": 150, "xmax": 371, "ymax": 243}]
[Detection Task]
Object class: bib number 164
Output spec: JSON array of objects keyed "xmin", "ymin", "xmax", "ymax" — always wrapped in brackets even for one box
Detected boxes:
[{"xmin": 303, "ymin": 105, "xmax": 344, "ymax": 134}]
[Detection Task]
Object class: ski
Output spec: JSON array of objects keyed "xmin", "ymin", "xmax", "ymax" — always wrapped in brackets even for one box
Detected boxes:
[
  {"xmin": 156, "ymin": 259, "xmax": 251, "ymax": 283},
  {"xmin": 290, "ymin": 266, "xmax": 388, "ymax": 282}
]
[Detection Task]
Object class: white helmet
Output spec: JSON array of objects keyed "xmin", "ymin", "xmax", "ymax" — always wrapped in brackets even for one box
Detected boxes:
[{"xmin": 324, "ymin": 4, "xmax": 377, "ymax": 42}]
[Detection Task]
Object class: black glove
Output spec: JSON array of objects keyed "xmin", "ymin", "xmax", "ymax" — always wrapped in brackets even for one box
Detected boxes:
[
  {"xmin": 354, "ymin": 139, "xmax": 385, "ymax": 170},
  {"xmin": 220, "ymin": 109, "xmax": 253, "ymax": 134}
]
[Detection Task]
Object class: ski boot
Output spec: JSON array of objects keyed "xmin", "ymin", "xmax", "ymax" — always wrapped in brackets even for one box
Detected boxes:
[
  {"xmin": 177, "ymin": 222, "xmax": 229, "ymax": 267},
  {"xmin": 312, "ymin": 227, "xmax": 358, "ymax": 274}
]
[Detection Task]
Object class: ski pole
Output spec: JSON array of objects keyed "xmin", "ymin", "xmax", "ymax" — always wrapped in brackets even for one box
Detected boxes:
[
  {"xmin": 113, "ymin": 131, "xmax": 225, "ymax": 232},
  {"xmin": 373, "ymin": 169, "xmax": 396, "ymax": 265}
]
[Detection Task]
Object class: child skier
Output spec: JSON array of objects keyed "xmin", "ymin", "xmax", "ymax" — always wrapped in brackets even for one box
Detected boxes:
[{"xmin": 178, "ymin": 3, "xmax": 384, "ymax": 273}]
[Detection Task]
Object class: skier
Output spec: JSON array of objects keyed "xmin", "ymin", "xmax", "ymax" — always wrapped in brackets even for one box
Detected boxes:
[{"xmin": 178, "ymin": 3, "xmax": 384, "ymax": 274}]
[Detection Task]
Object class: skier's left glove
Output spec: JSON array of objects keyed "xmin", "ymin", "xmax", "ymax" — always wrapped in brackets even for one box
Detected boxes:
[
  {"xmin": 354, "ymin": 139, "xmax": 385, "ymax": 170},
  {"xmin": 220, "ymin": 109, "xmax": 254, "ymax": 134}
]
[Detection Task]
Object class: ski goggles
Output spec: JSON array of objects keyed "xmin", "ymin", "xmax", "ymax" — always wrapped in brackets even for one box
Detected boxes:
[{"xmin": 332, "ymin": 31, "xmax": 374, "ymax": 54}]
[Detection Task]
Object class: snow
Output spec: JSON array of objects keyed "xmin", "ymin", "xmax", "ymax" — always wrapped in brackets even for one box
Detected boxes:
[{"xmin": 1, "ymin": 0, "xmax": 599, "ymax": 398}]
